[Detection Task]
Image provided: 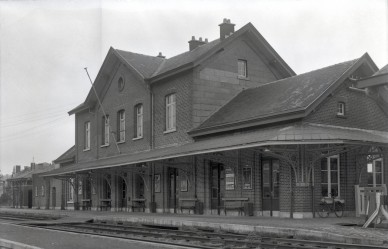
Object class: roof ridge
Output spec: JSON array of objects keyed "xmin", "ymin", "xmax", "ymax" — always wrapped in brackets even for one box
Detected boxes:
[
  {"xmin": 250, "ymin": 57, "xmax": 360, "ymax": 90},
  {"xmin": 115, "ymin": 49, "xmax": 166, "ymax": 60}
]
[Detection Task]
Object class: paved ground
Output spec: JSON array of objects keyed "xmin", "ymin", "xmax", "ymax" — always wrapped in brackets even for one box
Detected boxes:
[{"xmin": 1, "ymin": 207, "xmax": 388, "ymax": 247}]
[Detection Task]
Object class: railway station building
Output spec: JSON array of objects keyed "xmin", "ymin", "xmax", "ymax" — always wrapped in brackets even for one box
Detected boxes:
[{"xmin": 42, "ymin": 19, "xmax": 388, "ymax": 218}]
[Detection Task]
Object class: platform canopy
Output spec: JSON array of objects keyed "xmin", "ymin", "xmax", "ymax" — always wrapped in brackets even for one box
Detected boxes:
[{"xmin": 42, "ymin": 122, "xmax": 388, "ymax": 177}]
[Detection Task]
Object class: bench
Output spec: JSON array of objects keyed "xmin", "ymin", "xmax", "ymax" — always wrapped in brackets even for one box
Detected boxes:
[
  {"xmin": 81, "ymin": 199, "xmax": 91, "ymax": 210},
  {"xmin": 131, "ymin": 198, "xmax": 146, "ymax": 212},
  {"xmin": 98, "ymin": 199, "xmax": 111, "ymax": 211},
  {"xmin": 179, "ymin": 198, "xmax": 198, "ymax": 214},
  {"xmin": 222, "ymin": 197, "xmax": 249, "ymax": 215}
]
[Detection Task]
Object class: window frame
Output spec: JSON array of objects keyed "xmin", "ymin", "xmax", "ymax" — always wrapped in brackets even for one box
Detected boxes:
[
  {"xmin": 321, "ymin": 155, "xmax": 340, "ymax": 198},
  {"xmin": 84, "ymin": 121, "xmax": 90, "ymax": 151},
  {"xmin": 367, "ymin": 158, "xmax": 384, "ymax": 187},
  {"xmin": 238, "ymin": 59, "xmax": 248, "ymax": 78},
  {"xmin": 134, "ymin": 104, "xmax": 143, "ymax": 139},
  {"xmin": 117, "ymin": 110, "xmax": 125, "ymax": 143},
  {"xmin": 337, "ymin": 102, "xmax": 345, "ymax": 116},
  {"xmin": 102, "ymin": 115, "xmax": 110, "ymax": 146},
  {"xmin": 165, "ymin": 93, "xmax": 176, "ymax": 132},
  {"xmin": 242, "ymin": 166, "xmax": 253, "ymax": 190}
]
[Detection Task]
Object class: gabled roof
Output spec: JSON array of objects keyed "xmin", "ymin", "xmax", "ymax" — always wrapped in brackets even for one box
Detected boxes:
[
  {"xmin": 69, "ymin": 21, "xmax": 295, "ymax": 115},
  {"xmin": 116, "ymin": 50, "xmax": 165, "ymax": 78},
  {"xmin": 190, "ymin": 54, "xmax": 376, "ymax": 136},
  {"xmin": 375, "ymin": 64, "xmax": 388, "ymax": 76},
  {"xmin": 53, "ymin": 145, "xmax": 75, "ymax": 164}
]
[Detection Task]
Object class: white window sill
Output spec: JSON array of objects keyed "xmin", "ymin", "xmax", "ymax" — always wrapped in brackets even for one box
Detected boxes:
[
  {"xmin": 238, "ymin": 76, "xmax": 250, "ymax": 81},
  {"xmin": 132, "ymin": 136, "xmax": 143, "ymax": 141},
  {"xmin": 117, "ymin": 141, "xmax": 125, "ymax": 144},
  {"xmin": 164, "ymin": 129, "xmax": 177, "ymax": 134},
  {"xmin": 336, "ymin": 114, "xmax": 347, "ymax": 119},
  {"xmin": 67, "ymin": 201, "xmax": 74, "ymax": 204},
  {"xmin": 83, "ymin": 148, "xmax": 90, "ymax": 152},
  {"xmin": 100, "ymin": 144, "xmax": 109, "ymax": 148}
]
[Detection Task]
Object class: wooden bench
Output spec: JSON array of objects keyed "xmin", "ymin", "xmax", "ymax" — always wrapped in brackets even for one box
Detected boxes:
[
  {"xmin": 81, "ymin": 199, "xmax": 91, "ymax": 210},
  {"xmin": 131, "ymin": 198, "xmax": 146, "ymax": 212},
  {"xmin": 222, "ymin": 197, "xmax": 249, "ymax": 215},
  {"xmin": 98, "ymin": 199, "xmax": 111, "ymax": 211},
  {"xmin": 179, "ymin": 198, "xmax": 198, "ymax": 214}
]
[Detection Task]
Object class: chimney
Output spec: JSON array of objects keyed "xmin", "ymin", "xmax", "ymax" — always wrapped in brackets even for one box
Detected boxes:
[
  {"xmin": 15, "ymin": 165, "xmax": 21, "ymax": 174},
  {"xmin": 219, "ymin": 18, "xmax": 235, "ymax": 40},
  {"xmin": 31, "ymin": 162, "xmax": 36, "ymax": 171},
  {"xmin": 188, "ymin": 36, "xmax": 206, "ymax": 51},
  {"xmin": 157, "ymin": 52, "xmax": 166, "ymax": 59}
]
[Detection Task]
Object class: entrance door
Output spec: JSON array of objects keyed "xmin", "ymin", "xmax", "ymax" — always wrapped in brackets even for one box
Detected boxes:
[
  {"xmin": 52, "ymin": 187, "xmax": 56, "ymax": 209},
  {"xmin": 27, "ymin": 190, "xmax": 32, "ymax": 209},
  {"xmin": 262, "ymin": 159, "xmax": 279, "ymax": 216},
  {"xmin": 168, "ymin": 168, "xmax": 178, "ymax": 213},
  {"xmin": 210, "ymin": 162, "xmax": 224, "ymax": 215}
]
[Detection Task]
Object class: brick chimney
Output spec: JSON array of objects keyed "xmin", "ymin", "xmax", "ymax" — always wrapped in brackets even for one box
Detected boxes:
[
  {"xmin": 188, "ymin": 36, "xmax": 207, "ymax": 51},
  {"xmin": 157, "ymin": 52, "xmax": 166, "ymax": 59},
  {"xmin": 219, "ymin": 18, "xmax": 235, "ymax": 40}
]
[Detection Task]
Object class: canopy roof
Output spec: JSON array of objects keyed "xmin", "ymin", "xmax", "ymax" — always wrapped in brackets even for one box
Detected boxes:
[{"xmin": 42, "ymin": 122, "xmax": 388, "ymax": 177}]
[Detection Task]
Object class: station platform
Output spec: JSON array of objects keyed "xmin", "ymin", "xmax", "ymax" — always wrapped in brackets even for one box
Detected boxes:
[{"xmin": 1, "ymin": 207, "xmax": 387, "ymax": 247}]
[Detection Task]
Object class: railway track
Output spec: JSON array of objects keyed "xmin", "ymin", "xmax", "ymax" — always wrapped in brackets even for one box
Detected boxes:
[
  {"xmin": 20, "ymin": 220, "xmax": 388, "ymax": 249},
  {"xmin": 0, "ymin": 213, "xmax": 59, "ymax": 221}
]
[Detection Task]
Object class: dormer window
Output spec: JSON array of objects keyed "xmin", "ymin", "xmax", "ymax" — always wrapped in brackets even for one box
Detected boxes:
[
  {"xmin": 337, "ymin": 102, "xmax": 345, "ymax": 116},
  {"xmin": 238, "ymin": 59, "xmax": 247, "ymax": 78}
]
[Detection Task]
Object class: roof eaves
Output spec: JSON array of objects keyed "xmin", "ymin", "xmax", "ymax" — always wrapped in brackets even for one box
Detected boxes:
[
  {"xmin": 149, "ymin": 62, "xmax": 194, "ymax": 83},
  {"xmin": 68, "ymin": 103, "xmax": 90, "ymax": 116}
]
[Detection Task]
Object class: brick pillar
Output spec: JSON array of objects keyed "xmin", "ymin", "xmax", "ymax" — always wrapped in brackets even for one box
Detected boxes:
[
  {"xmin": 110, "ymin": 173, "xmax": 117, "ymax": 212},
  {"xmin": 45, "ymin": 178, "xmax": 50, "ymax": 209}
]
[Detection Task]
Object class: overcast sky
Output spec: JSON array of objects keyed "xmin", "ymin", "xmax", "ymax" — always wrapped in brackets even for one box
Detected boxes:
[{"xmin": 0, "ymin": 0, "xmax": 387, "ymax": 175}]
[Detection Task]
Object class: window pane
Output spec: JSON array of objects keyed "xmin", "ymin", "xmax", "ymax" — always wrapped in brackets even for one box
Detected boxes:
[
  {"xmin": 367, "ymin": 163, "xmax": 373, "ymax": 173},
  {"xmin": 330, "ymin": 157, "xmax": 338, "ymax": 170},
  {"xmin": 375, "ymin": 160, "xmax": 382, "ymax": 173},
  {"xmin": 331, "ymin": 171, "xmax": 338, "ymax": 183},
  {"xmin": 331, "ymin": 184, "xmax": 339, "ymax": 197},
  {"xmin": 367, "ymin": 173, "xmax": 374, "ymax": 186},
  {"xmin": 376, "ymin": 173, "xmax": 382, "ymax": 185}
]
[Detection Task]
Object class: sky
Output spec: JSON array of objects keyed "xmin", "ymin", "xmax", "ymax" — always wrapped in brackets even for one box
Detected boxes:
[{"xmin": 0, "ymin": 0, "xmax": 387, "ymax": 175}]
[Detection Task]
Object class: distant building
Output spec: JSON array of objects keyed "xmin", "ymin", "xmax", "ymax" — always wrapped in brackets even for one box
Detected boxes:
[{"xmin": 7, "ymin": 163, "xmax": 53, "ymax": 209}]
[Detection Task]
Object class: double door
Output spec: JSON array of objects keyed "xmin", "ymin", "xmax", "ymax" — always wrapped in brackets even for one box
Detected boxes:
[
  {"xmin": 210, "ymin": 162, "xmax": 225, "ymax": 215},
  {"xmin": 262, "ymin": 159, "xmax": 279, "ymax": 216}
]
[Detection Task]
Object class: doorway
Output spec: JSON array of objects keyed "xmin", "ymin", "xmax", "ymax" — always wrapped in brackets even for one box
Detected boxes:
[
  {"xmin": 210, "ymin": 161, "xmax": 224, "ymax": 215},
  {"xmin": 27, "ymin": 190, "xmax": 32, "ymax": 209},
  {"xmin": 168, "ymin": 168, "xmax": 178, "ymax": 213},
  {"xmin": 52, "ymin": 187, "xmax": 56, "ymax": 209},
  {"xmin": 262, "ymin": 158, "xmax": 279, "ymax": 216}
]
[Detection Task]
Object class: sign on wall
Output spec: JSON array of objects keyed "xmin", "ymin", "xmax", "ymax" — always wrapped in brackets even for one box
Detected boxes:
[{"xmin": 225, "ymin": 167, "xmax": 235, "ymax": 190}]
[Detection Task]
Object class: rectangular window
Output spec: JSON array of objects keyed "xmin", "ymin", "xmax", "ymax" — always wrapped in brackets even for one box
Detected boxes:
[
  {"xmin": 321, "ymin": 155, "xmax": 340, "ymax": 197},
  {"xmin": 238, "ymin": 59, "xmax": 247, "ymax": 78},
  {"xmin": 117, "ymin": 110, "xmax": 125, "ymax": 142},
  {"xmin": 84, "ymin": 122, "xmax": 90, "ymax": 150},
  {"xmin": 102, "ymin": 115, "xmax": 110, "ymax": 145},
  {"xmin": 165, "ymin": 94, "xmax": 176, "ymax": 132},
  {"xmin": 243, "ymin": 167, "xmax": 252, "ymax": 189},
  {"xmin": 134, "ymin": 104, "xmax": 143, "ymax": 138},
  {"xmin": 225, "ymin": 167, "xmax": 235, "ymax": 190},
  {"xmin": 368, "ymin": 158, "xmax": 383, "ymax": 187},
  {"xmin": 41, "ymin": 185, "xmax": 45, "ymax": 197},
  {"xmin": 337, "ymin": 102, "xmax": 345, "ymax": 116}
]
